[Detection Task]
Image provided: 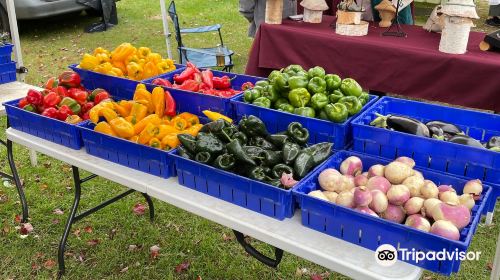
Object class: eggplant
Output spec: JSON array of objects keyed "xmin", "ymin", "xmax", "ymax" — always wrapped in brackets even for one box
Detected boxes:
[
  {"xmin": 487, "ymin": 136, "xmax": 500, "ymax": 149},
  {"xmin": 425, "ymin": 121, "xmax": 463, "ymax": 137},
  {"xmin": 448, "ymin": 135, "xmax": 485, "ymax": 149},
  {"xmin": 370, "ymin": 114, "xmax": 430, "ymax": 137}
]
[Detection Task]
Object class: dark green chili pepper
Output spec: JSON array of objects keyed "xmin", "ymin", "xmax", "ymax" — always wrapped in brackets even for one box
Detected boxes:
[
  {"xmin": 266, "ymin": 134, "xmax": 289, "ymax": 149},
  {"xmin": 272, "ymin": 163, "xmax": 294, "ymax": 178},
  {"xmin": 282, "ymin": 141, "xmax": 301, "ymax": 165},
  {"xmin": 213, "ymin": 154, "xmax": 236, "ymax": 170},
  {"xmin": 301, "ymin": 142, "xmax": 333, "ymax": 166},
  {"xmin": 265, "ymin": 177, "xmax": 282, "ymax": 187},
  {"xmin": 242, "ymin": 146, "xmax": 267, "ymax": 163},
  {"xmin": 248, "ymin": 166, "xmax": 267, "ymax": 181},
  {"xmin": 195, "ymin": 152, "xmax": 213, "ymax": 164},
  {"xmin": 287, "ymin": 122, "xmax": 310, "ymax": 145},
  {"xmin": 177, "ymin": 133, "xmax": 197, "ymax": 154},
  {"xmin": 177, "ymin": 146, "xmax": 193, "ymax": 159},
  {"xmin": 199, "ymin": 119, "xmax": 226, "ymax": 133},
  {"xmin": 263, "ymin": 150, "xmax": 283, "ymax": 167},
  {"xmin": 195, "ymin": 132, "xmax": 225, "ymax": 155},
  {"xmin": 238, "ymin": 115, "xmax": 269, "ymax": 137},
  {"xmin": 226, "ymin": 139, "xmax": 256, "ymax": 166},
  {"xmin": 249, "ymin": 136, "xmax": 276, "ymax": 150},
  {"xmin": 232, "ymin": 131, "xmax": 248, "ymax": 146}
]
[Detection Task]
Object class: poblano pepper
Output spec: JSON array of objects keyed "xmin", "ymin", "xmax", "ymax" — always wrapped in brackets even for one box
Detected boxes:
[
  {"xmin": 328, "ymin": 90, "xmax": 344, "ymax": 104},
  {"xmin": 267, "ymin": 134, "xmax": 289, "ymax": 148},
  {"xmin": 325, "ymin": 74, "xmax": 341, "ymax": 91},
  {"xmin": 265, "ymin": 177, "xmax": 282, "ymax": 187},
  {"xmin": 195, "ymin": 132, "xmax": 225, "ymax": 155},
  {"xmin": 278, "ymin": 103, "xmax": 295, "ymax": 113},
  {"xmin": 213, "ymin": 154, "xmax": 236, "ymax": 170},
  {"xmin": 325, "ymin": 103, "xmax": 348, "ymax": 123},
  {"xmin": 195, "ymin": 151, "xmax": 213, "ymax": 164},
  {"xmin": 282, "ymin": 141, "xmax": 301, "ymax": 165},
  {"xmin": 301, "ymin": 142, "xmax": 333, "ymax": 166},
  {"xmin": 289, "ymin": 88, "xmax": 310, "ymax": 107},
  {"xmin": 288, "ymin": 75, "xmax": 309, "ymax": 90},
  {"xmin": 294, "ymin": 142, "xmax": 332, "ymax": 178},
  {"xmin": 307, "ymin": 66, "xmax": 326, "ymax": 79},
  {"xmin": 253, "ymin": 97, "xmax": 271, "ymax": 108},
  {"xmin": 339, "ymin": 96, "xmax": 362, "ymax": 116},
  {"xmin": 287, "ymin": 122, "xmax": 310, "ymax": 145},
  {"xmin": 177, "ymin": 133, "xmax": 197, "ymax": 154},
  {"xmin": 340, "ymin": 78, "xmax": 363, "ymax": 97},
  {"xmin": 249, "ymin": 136, "xmax": 276, "ymax": 150},
  {"xmin": 307, "ymin": 77, "xmax": 327, "ymax": 94},
  {"xmin": 226, "ymin": 139, "xmax": 256, "ymax": 165},
  {"xmin": 293, "ymin": 107, "xmax": 316, "ymax": 118},
  {"xmin": 242, "ymin": 146, "xmax": 267, "ymax": 163},
  {"xmin": 248, "ymin": 166, "xmax": 267, "ymax": 182},
  {"xmin": 310, "ymin": 93, "xmax": 329, "ymax": 110},
  {"xmin": 263, "ymin": 150, "xmax": 283, "ymax": 167},
  {"xmin": 232, "ymin": 131, "xmax": 248, "ymax": 146},
  {"xmin": 177, "ymin": 146, "xmax": 193, "ymax": 159},
  {"xmin": 238, "ymin": 115, "xmax": 268, "ymax": 137},
  {"xmin": 272, "ymin": 163, "xmax": 294, "ymax": 178},
  {"xmin": 358, "ymin": 92, "xmax": 370, "ymax": 105}
]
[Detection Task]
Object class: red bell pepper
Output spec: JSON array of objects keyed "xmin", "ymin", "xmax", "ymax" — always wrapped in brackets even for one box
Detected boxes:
[
  {"xmin": 94, "ymin": 91, "xmax": 111, "ymax": 105},
  {"xmin": 41, "ymin": 107, "xmax": 58, "ymax": 119},
  {"xmin": 81, "ymin": 111, "xmax": 90, "ymax": 120},
  {"xmin": 164, "ymin": 90, "xmax": 176, "ymax": 116},
  {"xmin": 178, "ymin": 80, "xmax": 200, "ymax": 92},
  {"xmin": 88, "ymin": 88, "xmax": 107, "ymax": 102},
  {"xmin": 58, "ymin": 71, "xmax": 81, "ymax": 88},
  {"xmin": 187, "ymin": 62, "xmax": 200, "ymax": 73},
  {"xmin": 56, "ymin": 105, "xmax": 74, "ymax": 121},
  {"xmin": 43, "ymin": 91, "xmax": 62, "ymax": 108},
  {"xmin": 213, "ymin": 76, "xmax": 232, "ymax": 90},
  {"xmin": 201, "ymin": 70, "xmax": 214, "ymax": 89},
  {"xmin": 44, "ymin": 77, "xmax": 58, "ymax": 90},
  {"xmin": 241, "ymin": 81, "xmax": 254, "ymax": 91},
  {"xmin": 173, "ymin": 65, "xmax": 197, "ymax": 84},
  {"xmin": 81, "ymin": 102, "xmax": 94, "ymax": 114},
  {"xmin": 151, "ymin": 78, "xmax": 173, "ymax": 87},
  {"xmin": 55, "ymin": 85, "xmax": 69, "ymax": 97},
  {"xmin": 26, "ymin": 89, "xmax": 43, "ymax": 106},
  {"xmin": 69, "ymin": 89, "xmax": 88, "ymax": 104},
  {"xmin": 193, "ymin": 72, "xmax": 202, "ymax": 84},
  {"xmin": 18, "ymin": 98, "xmax": 29, "ymax": 108}
]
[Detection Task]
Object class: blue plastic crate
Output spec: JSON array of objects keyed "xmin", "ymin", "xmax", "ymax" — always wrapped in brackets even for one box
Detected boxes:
[
  {"xmin": 293, "ymin": 150, "xmax": 492, "ymax": 275},
  {"xmin": 78, "ymin": 121, "xmax": 175, "ymax": 178},
  {"xmin": 0, "ymin": 44, "xmax": 13, "ymax": 64},
  {"xmin": 231, "ymin": 94, "xmax": 378, "ymax": 149},
  {"xmin": 4, "ymin": 98, "xmax": 83, "ymax": 149},
  {"xmin": 143, "ymin": 69, "xmax": 264, "ymax": 119},
  {"xmin": 68, "ymin": 64, "xmax": 185, "ymax": 100},
  {"xmin": 351, "ymin": 96, "xmax": 500, "ymax": 212},
  {"xmin": 0, "ymin": 62, "xmax": 16, "ymax": 84}
]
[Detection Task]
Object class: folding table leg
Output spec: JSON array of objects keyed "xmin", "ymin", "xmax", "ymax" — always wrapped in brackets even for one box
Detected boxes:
[{"xmin": 233, "ymin": 230, "xmax": 283, "ymax": 268}]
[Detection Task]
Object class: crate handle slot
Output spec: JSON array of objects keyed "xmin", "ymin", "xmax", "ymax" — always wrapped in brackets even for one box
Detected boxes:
[{"xmin": 233, "ymin": 230, "xmax": 284, "ymax": 268}]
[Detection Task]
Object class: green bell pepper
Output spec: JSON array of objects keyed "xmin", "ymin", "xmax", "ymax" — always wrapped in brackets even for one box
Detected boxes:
[
  {"xmin": 318, "ymin": 109, "xmax": 329, "ymax": 120},
  {"xmin": 226, "ymin": 139, "xmax": 256, "ymax": 166},
  {"xmin": 328, "ymin": 90, "xmax": 344, "ymax": 104},
  {"xmin": 288, "ymin": 88, "xmax": 311, "ymax": 107},
  {"xmin": 267, "ymin": 133, "xmax": 289, "ymax": 148},
  {"xmin": 282, "ymin": 141, "xmax": 301, "ymax": 165},
  {"xmin": 340, "ymin": 78, "xmax": 362, "ymax": 97},
  {"xmin": 194, "ymin": 151, "xmax": 214, "ymax": 164},
  {"xmin": 325, "ymin": 74, "xmax": 341, "ymax": 92},
  {"xmin": 287, "ymin": 122, "xmax": 310, "ymax": 145},
  {"xmin": 293, "ymin": 107, "xmax": 316, "ymax": 118},
  {"xmin": 177, "ymin": 133, "xmax": 197, "ymax": 154},
  {"xmin": 325, "ymin": 103, "xmax": 348, "ymax": 123},
  {"xmin": 213, "ymin": 154, "xmax": 236, "ymax": 170},
  {"xmin": 195, "ymin": 132, "xmax": 225, "ymax": 155},
  {"xmin": 177, "ymin": 146, "xmax": 193, "ymax": 159},
  {"xmin": 253, "ymin": 97, "xmax": 271, "ymax": 108},
  {"xmin": 310, "ymin": 93, "xmax": 329, "ymax": 110},
  {"xmin": 268, "ymin": 70, "xmax": 281, "ymax": 81},
  {"xmin": 255, "ymin": 80, "xmax": 269, "ymax": 88},
  {"xmin": 307, "ymin": 77, "xmax": 327, "ymax": 94},
  {"xmin": 248, "ymin": 166, "xmax": 267, "ymax": 182},
  {"xmin": 283, "ymin": 64, "xmax": 304, "ymax": 76},
  {"xmin": 359, "ymin": 92, "xmax": 370, "ymax": 105},
  {"xmin": 238, "ymin": 115, "xmax": 269, "ymax": 137},
  {"xmin": 249, "ymin": 136, "xmax": 276, "ymax": 150},
  {"xmin": 262, "ymin": 85, "xmax": 280, "ymax": 102},
  {"xmin": 274, "ymin": 98, "xmax": 289, "ymax": 109},
  {"xmin": 243, "ymin": 88, "xmax": 261, "ymax": 103},
  {"xmin": 339, "ymin": 96, "xmax": 362, "ymax": 116},
  {"xmin": 307, "ymin": 66, "xmax": 326, "ymax": 79},
  {"xmin": 288, "ymin": 75, "xmax": 309, "ymax": 90},
  {"xmin": 59, "ymin": 97, "xmax": 81, "ymax": 115},
  {"xmin": 271, "ymin": 163, "xmax": 294, "ymax": 178},
  {"xmin": 277, "ymin": 103, "xmax": 295, "ymax": 113},
  {"xmin": 271, "ymin": 72, "xmax": 289, "ymax": 94}
]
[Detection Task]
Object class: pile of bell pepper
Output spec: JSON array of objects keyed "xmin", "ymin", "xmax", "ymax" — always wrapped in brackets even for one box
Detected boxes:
[
  {"xmin": 243, "ymin": 64, "xmax": 370, "ymax": 123},
  {"xmin": 89, "ymin": 83, "xmax": 206, "ymax": 150},
  {"xmin": 176, "ymin": 115, "xmax": 332, "ymax": 189},
  {"xmin": 18, "ymin": 70, "xmax": 109, "ymax": 124},
  {"xmin": 151, "ymin": 62, "xmax": 242, "ymax": 98},
  {"xmin": 78, "ymin": 43, "xmax": 176, "ymax": 80}
]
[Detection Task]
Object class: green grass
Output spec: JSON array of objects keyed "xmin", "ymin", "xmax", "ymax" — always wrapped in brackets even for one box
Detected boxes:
[{"xmin": 1, "ymin": 0, "xmax": 499, "ymax": 279}]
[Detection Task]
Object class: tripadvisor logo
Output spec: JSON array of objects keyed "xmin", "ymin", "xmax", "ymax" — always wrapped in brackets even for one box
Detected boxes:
[{"xmin": 374, "ymin": 244, "xmax": 481, "ymax": 266}]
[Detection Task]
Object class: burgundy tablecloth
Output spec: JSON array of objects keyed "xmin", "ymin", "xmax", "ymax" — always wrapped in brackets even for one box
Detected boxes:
[{"xmin": 245, "ymin": 16, "xmax": 500, "ymax": 112}]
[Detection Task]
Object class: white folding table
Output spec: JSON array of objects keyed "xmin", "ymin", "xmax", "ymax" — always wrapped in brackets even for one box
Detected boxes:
[{"xmin": 6, "ymin": 127, "xmax": 423, "ymax": 280}]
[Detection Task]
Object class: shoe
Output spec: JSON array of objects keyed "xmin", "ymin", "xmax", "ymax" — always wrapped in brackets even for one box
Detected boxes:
[{"xmin": 485, "ymin": 17, "xmax": 500, "ymax": 27}]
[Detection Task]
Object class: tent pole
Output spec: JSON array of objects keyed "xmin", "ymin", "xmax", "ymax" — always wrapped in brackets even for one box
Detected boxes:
[
  {"xmin": 6, "ymin": 0, "xmax": 26, "ymax": 82},
  {"xmin": 160, "ymin": 0, "xmax": 172, "ymax": 59}
]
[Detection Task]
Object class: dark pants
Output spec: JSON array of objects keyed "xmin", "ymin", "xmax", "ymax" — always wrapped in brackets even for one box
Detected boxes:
[{"xmin": 490, "ymin": 4, "xmax": 500, "ymax": 17}]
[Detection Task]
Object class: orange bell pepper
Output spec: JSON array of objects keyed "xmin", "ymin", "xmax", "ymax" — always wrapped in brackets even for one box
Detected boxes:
[
  {"xmin": 177, "ymin": 112, "xmax": 199, "ymax": 127},
  {"xmin": 134, "ymin": 114, "xmax": 162, "ymax": 135},
  {"xmin": 157, "ymin": 124, "xmax": 178, "ymax": 139},
  {"xmin": 149, "ymin": 137, "xmax": 162, "ymax": 149},
  {"xmin": 109, "ymin": 117, "xmax": 135, "ymax": 138},
  {"xmin": 111, "ymin": 43, "xmax": 136, "ymax": 62},
  {"xmin": 161, "ymin": 133, "xmax": 180, "ymax": 150},
  {"xmin": 94, "ymin": 121, "xmax": 117, "ymax": 136},
  {"xmin": 128, "ymin": 102, "xmax": 148, "ymax": 124},
  {"xmin": 138, "ymin": 123, "xmax": 159, "ymax": 145},
  {"xmin": 171, "ymin": 116, "xmax": 188, "ymax": 131}
]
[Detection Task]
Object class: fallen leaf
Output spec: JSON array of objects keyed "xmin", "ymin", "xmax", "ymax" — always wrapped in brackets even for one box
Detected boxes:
[
  {"xmin": 310, "ymin": 275, "xmax": 323, "ymax": 280},
  {"xmin": 73, "ymin": 228, "xmax": 81, "ymax": 237},
  {"xmin": 133, "ymin": 203, "xmax": 146, "ymax": 215},
  {"xmin": 35, "ymin": 252, "xmax": 45, "ymax": 259},
  {"xmin": 31, "ymin": 262, "xmax": 40, "ymax": 271},
  {"xmin": 43, "ymin": 259, "xmax": 56, "ymax": 269},
  {"xmin": 296, "ymin": 268, "xmax": 309, "ymax": 277},
  {"xmin": 174, "ymin": 260, "xmax": 190, "ymax": 273},
  {"xmin": 0, "ymin": 191, "xmax": 8, "ymax": 203},
  {"xmin": 128, "ymin": 244, "xmax": 138, "ymax": 251},
  {"xmin": 43, "ymin": 161, "xmax": 52, "ymax": 168},
  {"xmin": 487, "ymin": 262, "xmax": 493, "ymax": 271},
  {"xmin": 84, "ymin": 226, "xmax": 93, "ymax": 233},
  {"xmin": 51, "ymin": 219, "xmax": 60, "ymax": 225},
  {"xmin": 34, "ymin": 174, "xmax": 41, "ymax": 183},
  {"xmin": 20, "ymin": 223, "xmax": 34, "ymax": 235},
  {"xmin": 14, "ymin": 215, "xmax": 21, "ymax": 224},
  {"xmin": 150, "ymin": 245, "xmax": 160, "ymax": 259},
  {"xmin": 120, "ymin": 266, "xmax": 129, "ymax": 273},
  {"xmin": 39, "ymin": 184, "xmax": 48, "ymax": 191},
  {"xmin": 87, "ymin": 239, "xmax": 100, "ymax": 246},
  {"xmin": 222, "ymin": 233, "xmax": 233, "ymax": 242},
  {"xmin": 196, "ymin": 276, "xmax": 202, "ymax": 280},
  {"xmin": 53, "ymin": 209, "xmax": 64, "ymax": 215}
]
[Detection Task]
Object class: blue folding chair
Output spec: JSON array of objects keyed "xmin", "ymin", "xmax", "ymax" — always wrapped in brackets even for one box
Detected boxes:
[{"xmin": 168, "ymin": 1, "xmax": 234, "ymax": 71}]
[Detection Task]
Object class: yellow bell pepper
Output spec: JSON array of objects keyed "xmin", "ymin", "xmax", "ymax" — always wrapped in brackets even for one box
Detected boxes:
[
  {"xmin": 182, "ymin": 123, "xmax": 203, "ymax": 137},
  {"xmin": 93, "ymin": 47, "xmax": 110, "ymax": 56},
  {"xmin": 95, "ymin": 53, "xmax": 110, "ymax": 64},
  {"xmin": 143, "ymin": 61, "xmax": 158, "ymax": 79},
  {"xmin": 202, "ymin": 110, "xmax": 232, "ymax": 123},
  {"xmin": 151, "ymin": 87, "xmax": 165, "ymax": 118},
  {"xmin": 171, "ymin": 116, "xmax": 188, "ymax": 131},
  {"xmin": 126, "ymin": 62, "xmax": 143, "ymax": 80},
  {"xmin": 94, "ymin": 122, "xmax": 117, "ymax": 136},
  {"xmin": 126, "ymin": 55, "xmax": 140, "ymax": 65},
  {"xmin": 136, "ymin": 84, "xmax": 147, "ymax": 91},
  {"xmin": 111, "ymin": 43, "xmax": 136, "ymax": 62},
  {"xmin": 113, "ymin": 102, "xmax": 130, "ymax": 117},
  {"xmin": 128, "ymin": 102, "xmax": 148, "ymax": 124},
  {"xmin": 119, "ymin": 100, "xmax": 133, "ymax": 112},
  {"xmin": 137, "ymin": 47, "xmax": 151, "ymax": 59},
  {"xmin": 133, "ymin": 114, "xmax": 162, "ymax": 135},
  {"xmin": 100, "ymin": 107, "xmax": 118, "ymax": 122},
  {"xmin": 89, "ymin": 101, "xmax": 114, "ymax": 124},
  {"xmin": 133, "ymin": 87, "xmax": 154, "ymax": 113},
  {"xmin": 111, "ymin": 60, "xmax": 127, "ymax": 74},
  {"xmin": 157, "ymin": 124, "xmax": 178, "ymax": 139},
  {"xmin": 161, "ymin": 133, "xmax": 180, "ymax": 150},
  {"xmin": 149, "ymin": 137, "xmax": 162, "ymax": 149},
  {"xmin": 65, "ymin": 115, "xmax": 82, "ymax": 124},
  {"xmin": 109, "ymin": 117, "xmax": 135, "ymax": 138},
  {"xmin": 108, "ymin": 67, "xmax": 124, "ymax": 77},
  {"xmin": 79, "ymin": 54, "xmax": 100, "ymax": 70},
  {"xmin": 94, "ymin": 62, "xmax": 113, "ymax": 74},
  {"xmin": 147, "ymin": 53, "xmax": 162, "ymax": 64},
  {"xmin": 128, "ymin": 135, "xmax": 139, "ymax": 143},
  {"xmin": 156, "ymin": 61, "xmax": 171, "ymax": 74},
  {"xmin": 138, "ymin": 123, "xmax": 160, "ymax": 145},
  {"xmin": 177, "ymin": 112, "xmax": 199, "ymax": 127}
]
